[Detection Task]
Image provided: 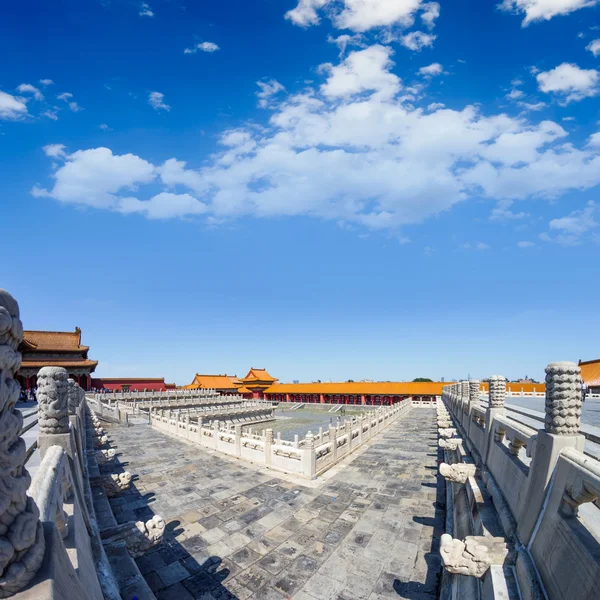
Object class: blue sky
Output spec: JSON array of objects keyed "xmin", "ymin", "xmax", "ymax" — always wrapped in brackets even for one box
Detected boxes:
[{"xmin": 1, "ymin": 0, "xmax": 599, "ymax": 384}]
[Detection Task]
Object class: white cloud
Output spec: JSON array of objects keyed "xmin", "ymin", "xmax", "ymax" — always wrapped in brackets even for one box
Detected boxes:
[
  {"xmin": 328, "ymin": 33, "xmax": 365, "ymax": 57},
  {"xmin": 256, "ymin": 80, "xmax": 286, "ymax": 108},
  {"xmin": 498, "ymin": 0, "xmax": 600, "ymax": 26},
  {"xmin": 588, "ymin": 131, "xmax": 600, "ymax": 146},
  {"xmin": 506, "ymin": 88, "xmax": 524, "ymax": 99},
  {"xmin": 0, "ymin": 91, "xmax": 29, "ymax": 120},
  {"xmin": 320, "ymin": 45, "xmax": 400, "ymax": 99},
  {"xmin": 39, "ymin": 79, "xmax": 54, "ymax": 86},
  {"xmin": 57, "ymin": 92, "xmax": 73, "ymax": 101},
  {"xmin": 536, "ymin": 63, "xmax": 599, "ymax": 102},
  {"xmin": 420, "ymin": 2, "xmax": 440, "ymax": 28},
  {"xmin": 148, "ymin": 91, "xmax": 170, "ymax": 111},
  {"xmin": 68, "ymin": 101, "xmax": 82, "ymax": 112},
  {"xmin": 463, "ymin": 241, "xmax": 489, "ymax": 250},
  {"xmin": 43, "ymin": 144, "xmax": 67, "ymax": 158},
  {"xmin": 546, "ymin": 201, "xmax": 598, "ymax": 244},
  {"xmin": 184, "ymin": 41, "xmax": 220, "ymax": 54},
  {"xmin": 517, "ymin": 101, "xmax": 546, "ymax": 111},
  {"xmin": 139, "ymin": 3, "xmax": 154, "ymax": 17},
  {"xmin": 42, "ymin": 109, "xmax": 59, "ymax": 121},
  {"xmin": 99, "ymin": 123, "xmax": 112, "ymax": 131},
  {"xmin": 118, "ymin": 192, "xmax": 207, "ymax": 219},
  {"xmin": 517, "ymin": 240, "xmax": 535, "ymax": 247},
  {"xmin": 399, "ymin": 31, "xmax": 436, "ymax": 51},
  {"xmin": 426, "ymin": 102, "xmax": 444, "ymax": 110},
  {"xmin": 587, "ymin": 39, "xmax": 600, "ymax": 56},
  {"xmin": 17, "ymin": 83, "xmax": 43, "ymax": 101},
  {"xmin": 285, "ymin": 0, "xmax": 438, "ymax": 33},
  {"xmin": 33, "ymin": 147, "xmax": 155, "ymax": 209},
  {"xmin": 34, "ymin": 44, "xmax": 600, "ymax": 228},
  {"xmin": 418, "ymin": 62, "xmax": 443, "ymax": 77}
]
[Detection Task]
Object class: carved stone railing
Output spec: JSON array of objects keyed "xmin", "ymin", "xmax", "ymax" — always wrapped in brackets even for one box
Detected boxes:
[
  {"xmin": 150, "ymin": 399, "xmax": 413, "ymax": 479},
  {"xmin": 439, "ymin": 364, "xmax": 599, "ymax": 600},
  {"xmin": 1, "ymin": 289, "xmax": 163, "ymax": 599}
]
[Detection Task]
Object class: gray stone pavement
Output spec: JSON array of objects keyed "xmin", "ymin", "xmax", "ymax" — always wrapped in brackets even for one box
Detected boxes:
[{"xmin": 105, "ymin": 408, "xmax": 443, "ymax": 600}]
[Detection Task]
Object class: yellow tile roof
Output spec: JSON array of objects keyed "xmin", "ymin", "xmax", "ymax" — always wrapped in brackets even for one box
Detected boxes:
[
  {"xmin": 264, "ymin": 381, "xmax": 447, "ymax": 395},
  {"xmin": 580, "ymin": 359, "xmax": 600, "ymax": 386},
  {"xmin": 243, "ymin": 368, "xmax": 277, "ymax": 382},
  {"xmin": 186, "ymin": 374, "xmax": 241, "ymax": 390}
]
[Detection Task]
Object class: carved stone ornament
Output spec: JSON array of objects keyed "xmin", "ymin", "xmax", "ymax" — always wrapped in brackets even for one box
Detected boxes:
[
  {"xmin": 439, "ymin": 462, "xmax": 476, "ymax": 484},
  {"xmin": 544, "ymin": 362, "xmax": 582, "ymax": 435},
  {"xmin": 103, "ymin": 472, "xmax": 132, "ymax": 497},
  {"xmin": 67, "ymin": 379, "xmax": 82, "ymax": 415},
  {"xmin": 37, "ymin": 367, "xmax": 70, "ymax": 434},
  {"xmin": 439, "ymin": 428, "xmax": 457, "ymax": 439},
  {"xmin": 488, "ymin": 375, "xmax": 506, "ymax": 409},
  {"xmin": 94, "ymin": 435, "xmax": 109, "ymax": 449},
  {"xmin": 96, "ymin": 449, "xmax": 116, "ymax": 464},
  {"xmin": 0, "ymin": 290, "xmax": 45, "ymax": 597},
  {"xmin": 438, "ymin": 420, "xmax": 452, "ymax": 428},
  {"xmin": 440, "ymin": 534, "xmax": 511, "ymax": 578},
  {"xmin": 439, "ymin": 438, "xmax": 461, "ymax": 451}
]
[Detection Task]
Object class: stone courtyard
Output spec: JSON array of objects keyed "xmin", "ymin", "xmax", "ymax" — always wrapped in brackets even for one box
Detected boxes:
[{"xmin": 106, "ymin": 408, "xmax": 442, "ymax": 600}]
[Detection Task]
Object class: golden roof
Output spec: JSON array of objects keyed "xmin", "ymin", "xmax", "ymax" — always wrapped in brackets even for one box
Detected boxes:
[
  {"xmin": 242, "ymin": 368, "xmax": 278, "ymax": 383},
  {"xmin": 580, "ymin": 359, "xmax": 600, "ymax": 386},
  {"xmin": 186, "ymin": 374, "xmax": 241, "ymax": 390},
  {"xmin": 21, "ymin": 328, "xmax": 88, "ymax": 352}
]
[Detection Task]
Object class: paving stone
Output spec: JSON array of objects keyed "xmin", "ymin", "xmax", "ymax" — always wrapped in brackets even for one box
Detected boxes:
[
  {"xmin": 156, "ymin": 561, "xmax": 190, "ymax": 587},
  {"xmin": 156, "ymin": 581, "xmax": 194, "ymax": 600},
  {"xmin": 107, "ymin": 409, "xmax": 441, "ymax": 600}
]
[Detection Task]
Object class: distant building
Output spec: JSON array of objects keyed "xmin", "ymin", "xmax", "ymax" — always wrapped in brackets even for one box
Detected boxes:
[
  {"xmin": 183, "ymin": 374, "xmax": 243, "ymax": 395},
  {"xmin": 240, "ymin": 368, "xmax": 278, "ymax": 398},
  {"xmin": 579, "ymin": 359, "xmax": 600, "ymax": 394},
  {"xmin": 91, "ymin": 378, "xmax": 170, "ymax": 392},
  {"xmin": 18, "ymin": 328, "xmax": 98, "ymax": 390}
]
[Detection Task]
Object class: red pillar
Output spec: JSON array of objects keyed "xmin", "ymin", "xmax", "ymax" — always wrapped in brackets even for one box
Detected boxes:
[{"xmin": 320, "ymin": 393, "xmax": 324, "ymax": 403}]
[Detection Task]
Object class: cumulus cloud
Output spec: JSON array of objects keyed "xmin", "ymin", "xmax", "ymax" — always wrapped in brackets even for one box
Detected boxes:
[
  {"xmin": 139, "ymin": 3, "xmax": 154, "ymax": 17},
  {"xmin": 57, "ymin": 92, "xmax": 72, "ymax": 101},
  {"xmin": 184, "ymin": 41, "xmax": 220, "ymax": 54},
  {"xmin": 0, "ymin": 91, "xmax": 29, "ymax": 120},
  {"xmin": 42, "ymin": 109, "xmax": 59, "ymax": 121},
  {"xmin": 43, "ymin": 144, "xmax": 67, "ymax": 158},
  {"xmin": 399, "ymin": 31, "xmax": 436, "ymax": 51},
  {"xmin": 498, "ymin": 0, "xmax": 600, "ymax": 26},
  {"xmin": 587, "ymin": 39, "xmax": 600, "ymax": 56},
  {"xmin": 418, "ymin": 62, "xmax": 443, "ymax": 77},
  {"xmin": 39, "ymin": 79, "xmax": 54, "ymax": 86},
  {"xmin": 285, "ymin": 0, "xmax": 440, "ymax": 33},
  {"xmin": 148, "ymin": 91, "xmax": 170, "ymax": 111},
  {"xmin": 536, "ymin": 63, "xmax": 599, "ymax": 102},
  {"xmin": 118, "ymin": 192, "xmax": 207, "ymax": 219},
  {"xmin": 33, "ymin": 147, "xmax": 155, "ymax": 209},
  {"xmin": 546, "ymin": 201, "xmax": 598, "ymax": 245},
  {"xmin": 320, "ymin": 45, "xmax": 400, "ymax": 99},
  {"xmin": 328, "ymin": 33, "xmax": 365, "ymax": 57},
  {"xmin": 420, "ymin": 2, "xmax": 440, "ymax": 28},
  {"xmin": 17, "ymin": 83, "xmax": 43, "ymax": 101},
  {"xmin": 256, "ymin": 80, "xmax": 286, "ymax": 108},
  {"xmin": 33, "ymin": 44, "xmax": 600, "ymax": 227}
]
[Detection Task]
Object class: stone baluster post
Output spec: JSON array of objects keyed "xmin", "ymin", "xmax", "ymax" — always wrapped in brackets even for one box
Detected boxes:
[
  {"xmin": 358, "ymin": 415, "xmax": 364, "ymax": 444},
  {"xmin": 264, "ymin": 429, "xmax": 273, "ymax": 466},
  {"xmin": 0, "ymin": 289, "xmax": 45, "ymax": 594},
  {"xmin": 518, "ymin": 362, "xmax": 585, "ymax": 543},
  {"xmin": 37, "ymin": 367, "xmax": 72, "ymax": 459},
  {"xmin": 460, "ymin": 380, "xmax": 469, "ymax": 414},
  {"xmin": 294, "ymin": 434, "xmax": 299, "ymax": 449},
  {"xmin": 235, "ymin": 425, "xmax": 242, "ymax": 457},
  {"xmin": 213, "ymin": 421, "xmax": 219, "ymax": 449},
  {"xmin": 345, "ymin": 421, "xmax": 353, "ymax": 453},
  {"xmin": 484, "ymin": 375, "xmax": 506, "ymax": 461},
  {"xmin": 330, "ymin": 426, "xmax": 338, "ymax": 462},
  {"xmin": 303, "ymin": 431, "xmax": 316, "ymax": 478}
]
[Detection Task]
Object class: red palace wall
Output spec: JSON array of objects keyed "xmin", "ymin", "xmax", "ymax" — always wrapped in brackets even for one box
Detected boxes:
[{"xmin": 91, "ymin": 378, "xmax": 167, "ymax": 392}]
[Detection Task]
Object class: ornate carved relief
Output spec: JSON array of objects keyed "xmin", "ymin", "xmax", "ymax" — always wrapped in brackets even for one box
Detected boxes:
[
  {"xmin": 439, "ymin": 462, "xmax": 476, "ymax": 484},
  {"xmin": 440, "ymin": 534, "xmax": 511, "ymax": 578},
  {"xmin": 544, "ymin": 362, "xmax": 582, "ymax": 435},
  {"xmin": 37, "ymin": 367, "xmax": 69, "ymax": 434},
  {"xmin": 0, "ymin": 289, "xmax": 45, "ymax": 597}
]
